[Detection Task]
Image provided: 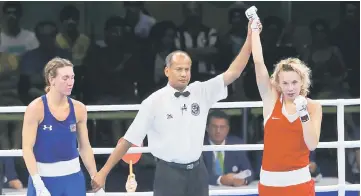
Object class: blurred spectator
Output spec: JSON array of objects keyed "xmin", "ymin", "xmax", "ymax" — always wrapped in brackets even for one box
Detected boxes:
[
  {"xmin": 56, "ymin": 4, "xmax": 89, "ymax": 67},
  {"xmin": 309, "ymin": 150, "xmax": 323, "ymax": 182},
  {"xmin": 18, "ymin": 21, "xmax": 71, "ymax": 105},
  {"xmin": 175, "ymin": 1, "xmax": 220, "ymax": 82},
  {"xmin": 261, "ymin": 16, "xmax": 298, "ymax": 73},
  {"xmin": 332, "ymin": 4, "xmax": 360, "ymax": 181},
  {"xmin": 0, "ymin": 51, "xmax": 23, "ymax": 150},
  {"xmin": 346, "ymin": 125, "xmax": 360, "ymax": 184},
  {"xmin": 332, "ymin": 2, "xmax": 360, "ymax": 98},
  {"xmin": 203, "ymin": 110, "xmax": 254, "ymax": 186},
  {"xmin": 218, "ymin": 6, "xmax": 249, "ymax": 101},
  {"xmin": 0, "ymin": 2, "xmax": 36, "ymax": 150},
  {"xmin": 221, "ymin": 6, "xmax": 248, "ymax": 61},
  {"xmin": 83, "ymin": 16, "xmax": 146, "ymax": 145},
  {"xmin": 0, "ymin": 2, "xmax": 39, "ymax": 56},
  {"xmin": 317, "ymin": 109, "xmax": 359, "ymax": 179},
  {"xmin": 243, "ymin": 16, "xmax": 299, "ymax": 101},
  {"xmin": 301, "ymin": 18, "xmax": 358, "ymax": 181},
  {"xmin": 123, "ymin": 1, "xmax": 156, "ymax": 39},
  {"xmin": 0, "ymin": 157, "xmax": 23, "ymax": 190},
  {"xmin": 56, "ymin": 5, "xmax": 90, "ymax": 99},
  {"xmin": 144, "ymin": 20, "xmax": 177, "ymax": 92},
  {"xmin": 301, "ymin": 18, "xmax": 347, "ymax": 99}
]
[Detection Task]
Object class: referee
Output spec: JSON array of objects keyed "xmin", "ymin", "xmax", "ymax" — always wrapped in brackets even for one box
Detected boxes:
[{"xmin": 92, "ymin": 21, "xmax": 255, "ymax": 196}]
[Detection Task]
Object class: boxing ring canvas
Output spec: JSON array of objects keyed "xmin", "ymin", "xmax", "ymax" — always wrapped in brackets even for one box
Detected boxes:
[{"xmin": 0, "ymin": 98, "xmax": 360, "ymax": 196}]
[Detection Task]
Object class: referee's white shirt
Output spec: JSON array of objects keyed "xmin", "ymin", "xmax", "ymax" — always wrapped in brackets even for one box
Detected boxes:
[{"xmin": 123, "ymin": 74, "xmax": 227, "ymax": 164}]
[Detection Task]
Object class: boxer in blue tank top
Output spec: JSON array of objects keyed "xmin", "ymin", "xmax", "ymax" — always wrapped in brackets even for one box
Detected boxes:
[{"xmin": 22, "ymin": 58, "xmax": 103, "ymax": 196}]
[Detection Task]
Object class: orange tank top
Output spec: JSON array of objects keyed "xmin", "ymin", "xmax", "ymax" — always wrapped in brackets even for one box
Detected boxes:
[{"xmin": 262, "ymin": 96, "xmax": 310, "ymax": 171}]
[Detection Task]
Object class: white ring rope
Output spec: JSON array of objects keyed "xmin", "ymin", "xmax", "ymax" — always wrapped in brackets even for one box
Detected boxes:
[
  {"xmin": 0, "ymin": 99, "xmax": 358, "ymax": 113},
  {"xmin": 0, "ymin": 141, "xmax": 360, "ymax": 157},
  {"xmin": 0, "ymin": 98, "xmax": 360, "ymax": 196},
  {"xmin": 3, "ymin": 184, "xmax": 361, "ymax": 196}
]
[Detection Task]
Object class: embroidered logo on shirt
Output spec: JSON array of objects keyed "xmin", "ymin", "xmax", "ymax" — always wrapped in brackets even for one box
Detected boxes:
[
  {"xmin": 43, "ymin": 125, "xmax": 52, "ymax": 131},
  {"xmin": 191, "ymin": 103, "xmax": 200, "ymax": 116},
  {"xmin": 166, "ymin": 114, "xmax": 173, "ymax": 119},
  {"xmin": 70, "ymin": 124, "xmax": 76, "ymax": 132}
]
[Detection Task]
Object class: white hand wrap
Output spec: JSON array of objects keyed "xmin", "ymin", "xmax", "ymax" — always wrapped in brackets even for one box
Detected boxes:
[
  {"xmin": 251, "ymin": 19, "xmax": 261, "ymax": 32},
  {"xmin": 31, "ymin": 174, "xmax": 51, "ymax": 196},
  {"xmin": 245, "ymin": 6, "xmax": 260, "ymax": 32},
  {"xmin": 293, "ymin": 96, "xmax": 310, "ymax": 123},
  {"xmin": 245, "ymin": 6, "xmax": 259, "ymax": 20}
]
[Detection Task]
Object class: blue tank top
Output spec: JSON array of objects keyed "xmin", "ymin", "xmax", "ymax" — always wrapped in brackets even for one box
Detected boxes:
[{"xmin": 33, "ymin": 95, "xmax": 79, "ymax": 163}]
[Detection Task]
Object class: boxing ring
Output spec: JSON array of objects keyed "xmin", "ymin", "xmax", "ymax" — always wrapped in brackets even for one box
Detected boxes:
[{"xmin": 0, "ymin": 98, "xmax": 359, "ymax": 196}]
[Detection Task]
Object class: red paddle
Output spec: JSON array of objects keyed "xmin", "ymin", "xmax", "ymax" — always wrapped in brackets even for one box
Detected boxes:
[
  {"xmin": 121, "ymin": 142, "xmax": 142, "ymax": 175},
  {"xmin": 120, "ymin": 140, "xmax": 142, "ymax": 192}
]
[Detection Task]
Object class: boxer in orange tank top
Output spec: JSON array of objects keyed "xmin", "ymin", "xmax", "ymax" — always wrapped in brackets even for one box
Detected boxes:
[{"xmin": 246, "ymin": 7, "xmax": 323, "ymax": 196}]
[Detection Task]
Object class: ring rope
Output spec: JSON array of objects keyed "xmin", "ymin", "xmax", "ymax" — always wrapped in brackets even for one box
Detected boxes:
[
  {"xmin": 0, "ymin": 141, "xmax": 360, "ymax": 157},
  {"xmin": 0, "ymin": 98, "xmax": 359, "ymax": 195}
]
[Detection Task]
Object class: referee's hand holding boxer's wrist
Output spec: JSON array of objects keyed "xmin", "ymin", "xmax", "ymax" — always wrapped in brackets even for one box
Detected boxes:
[{"xmin": 91, "ymin": 170, "xmax": 107, "ymax": 192}]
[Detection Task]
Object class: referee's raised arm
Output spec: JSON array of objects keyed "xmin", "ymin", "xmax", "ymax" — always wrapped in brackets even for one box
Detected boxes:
[
  {"xmin": 196, "ymin": 21, "xmax": 254, "ymax": 108},
  {"xmin": 222, "ymin": 20, "xmax": 253, "ymax": 86}
]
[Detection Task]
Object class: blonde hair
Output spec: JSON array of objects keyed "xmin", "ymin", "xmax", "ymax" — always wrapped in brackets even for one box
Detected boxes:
[
  {"xmin": 270, "ymin": 57, "xmax": 311, "ymax": 96},
  {"xmin": 44, "ymin": 57, "xmax": 73, "ymax": 93}
]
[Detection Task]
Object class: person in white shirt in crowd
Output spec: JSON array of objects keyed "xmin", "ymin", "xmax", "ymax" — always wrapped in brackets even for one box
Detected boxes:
[
  {"xmin": 175, "ymin": 2, "xmax": 220, "ymax": 82},
  {"xmin": 0, "ymin": 1, "xmax": 39, "ymax": 150},
  {"xmin": 123, "ymin": 1, "xmax": 156, "ymax": 39},
  {"xmin": 0, "ymin": 2, "xmax": 39, "ymax": 56},
  {"xmin": 91, "ymin": 19, "xmax": 260, "ymax": 196}
]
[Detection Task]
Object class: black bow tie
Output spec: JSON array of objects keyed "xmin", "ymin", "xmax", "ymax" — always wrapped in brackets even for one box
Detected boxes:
[{"xmin": 174, "ymin": 91, "xmax": 190, "ymax": 98}]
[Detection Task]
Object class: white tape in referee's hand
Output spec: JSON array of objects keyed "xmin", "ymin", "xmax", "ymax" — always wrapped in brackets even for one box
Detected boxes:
[{"xmin": 126, "ymin": 174, "xmax": 137, "ymax": 192}]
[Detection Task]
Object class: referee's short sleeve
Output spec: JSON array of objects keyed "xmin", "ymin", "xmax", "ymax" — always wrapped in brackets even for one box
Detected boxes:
[
  {"xmin": 200, "ymin": 74, "xmax": 228, "ymax": 106},
  {"xmin": 123, "ymin": 98, "xmax": 153, "ymax": 146}
]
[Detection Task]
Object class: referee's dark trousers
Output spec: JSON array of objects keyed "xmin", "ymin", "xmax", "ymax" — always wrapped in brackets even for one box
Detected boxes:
[{"xmin": 153, "ymin": 157, "xmax": 209, "ymax": 196}]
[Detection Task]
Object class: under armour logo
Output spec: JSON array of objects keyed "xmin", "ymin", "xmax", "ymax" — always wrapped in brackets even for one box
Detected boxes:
[
  {"xmin": 166, "ymin": 114, "xmax": 173, "ymax": 119},
  {"xmin": 43, "ymin": 125, "xmax": 52, "ymax": 131}
]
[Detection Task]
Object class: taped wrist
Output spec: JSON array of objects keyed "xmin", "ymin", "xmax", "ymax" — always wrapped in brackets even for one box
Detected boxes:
[
  {"xmin": 299, "ymin": 108, "xmax": 310, "ymax": 123},
  {"xmin": 31, "ymin": 174, "xmax": 45, "ymax": 189}
]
